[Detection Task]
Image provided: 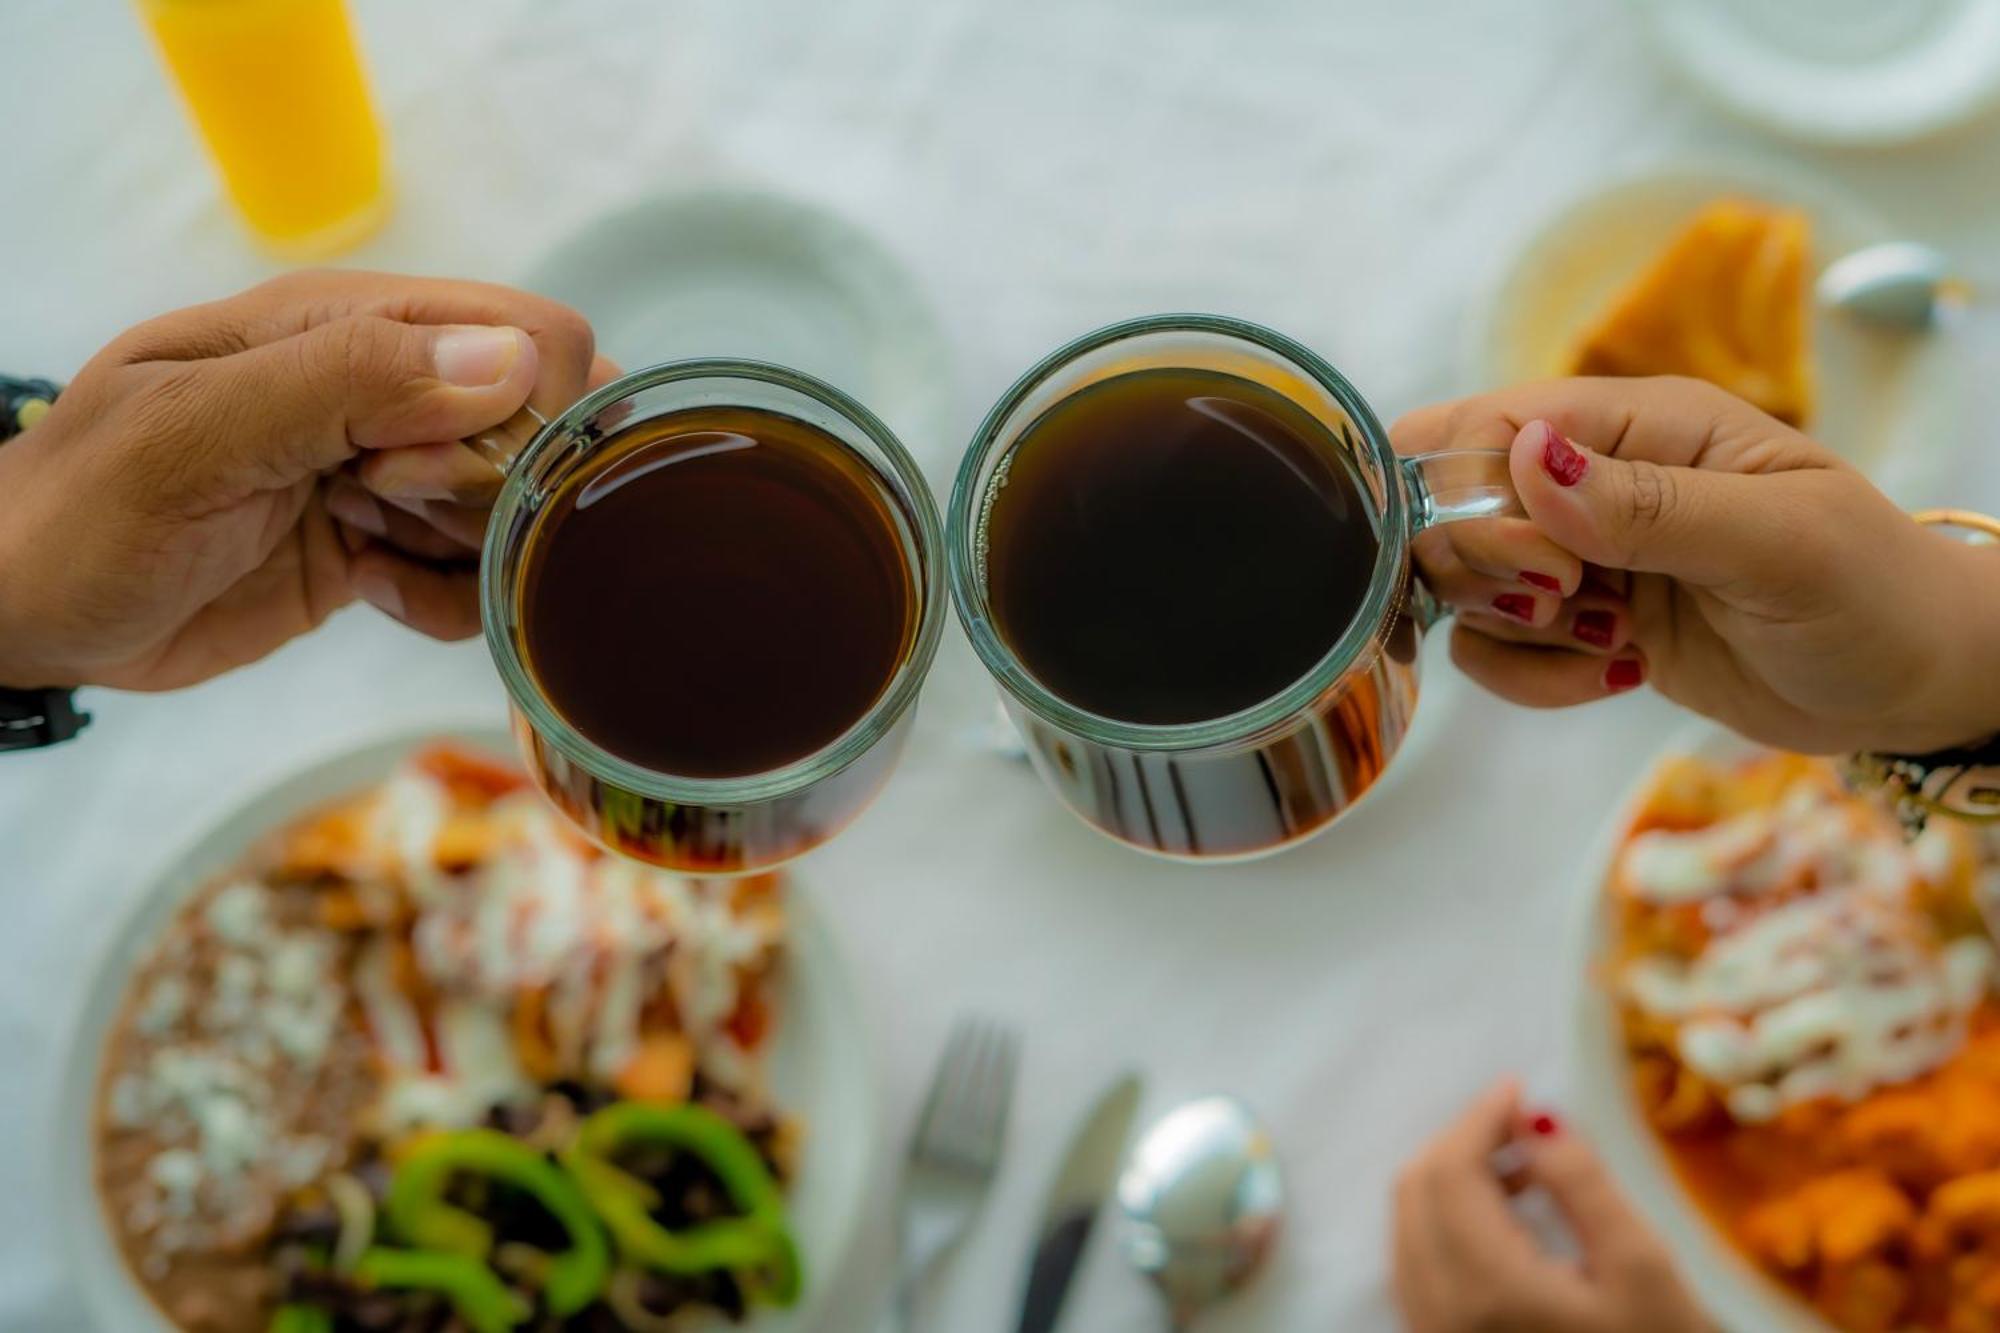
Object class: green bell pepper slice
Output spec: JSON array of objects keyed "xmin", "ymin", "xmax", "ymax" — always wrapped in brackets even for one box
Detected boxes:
[
  {"xmin": 353, "ymin": 1248, "xmax": 530, "ymax": 1333},
  {"xmin": 267, "ymin": 1306, "xmax": 331, "ymax": 1333},
  {"xmin": 385, "ymin": 1128, "xmax": 609, "ymax": 1316},
  {"xmin": 562, "ymin": 1101, "xmax": 801, "ymax": 1306}
]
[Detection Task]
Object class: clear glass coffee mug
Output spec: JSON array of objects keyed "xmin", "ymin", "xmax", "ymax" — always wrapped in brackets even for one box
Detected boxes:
[
  {"xmin": 477, "ymin": 361, "xmax": 946, "ymax": 874},
  {"xmin": 947, "ymin": 314, "xmax": 1519, "ymax": 861}
]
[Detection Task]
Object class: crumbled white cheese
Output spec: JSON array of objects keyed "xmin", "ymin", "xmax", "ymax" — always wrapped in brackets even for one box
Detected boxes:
[{"xmin": 204, "ymin": 882, "xmax": 270, "ymax": 947}]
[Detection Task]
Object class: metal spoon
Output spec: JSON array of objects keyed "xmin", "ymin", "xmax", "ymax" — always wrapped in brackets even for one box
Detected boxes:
[
  {"xmin": 1817, "ymin": 240, "xmax": 1976, "ymax": 333},
  {"xmin": 1117, "ymin": 1095, "xmax": 1284, "ymax": 1331}
]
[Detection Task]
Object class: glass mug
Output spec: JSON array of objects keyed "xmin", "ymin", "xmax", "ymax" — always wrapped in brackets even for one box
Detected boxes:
[
  {"xmin": 479, "ymin": 361, "xmax": 945, "ymax": 875},
  {"xmin": 948, "ymin": 314, "xmax": 1519, "ymax": 861}
]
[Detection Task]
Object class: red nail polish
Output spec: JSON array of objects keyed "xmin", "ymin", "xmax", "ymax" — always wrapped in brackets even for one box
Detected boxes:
[
  {"xmin": 1573, "ymin": 609, "xmax": 1615, "ymax": 649},
  {"xmin": 1520, "ymin": 571, "xmax": 1562, "ymax": 593},
  {"xmin": 1540, "ymin": 422, "xmax": 1588, "ymax": 487},
  {"xmin": 1605, "ymin": 658, "xmax": 1644, "ymax": 692},
  {"xmin": 1491, "ymin": 593, "xmax": 1536, "ymax": 622},
  {"xmin": 1529, "ymin": 1111, "xmax": 1563, "ymax": 1138}
]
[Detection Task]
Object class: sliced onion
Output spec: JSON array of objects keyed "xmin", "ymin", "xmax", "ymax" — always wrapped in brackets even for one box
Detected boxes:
[
  {"xmin": 324, "ymin": 1172, "xmax": 375, "ymax": 1274},
  {"xmin": 605, "ymin": 1267, "xmax": 704, "ymax": 1333}
]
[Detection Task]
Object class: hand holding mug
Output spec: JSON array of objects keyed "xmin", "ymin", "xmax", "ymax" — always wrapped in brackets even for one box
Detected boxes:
[
  {"xmin": 0, "ymin": 270, "xmax": 606, "ymax": 691},
  {"xmin": 1397, "ymin": 376, "xmax": 2000, "ymax": 754}
]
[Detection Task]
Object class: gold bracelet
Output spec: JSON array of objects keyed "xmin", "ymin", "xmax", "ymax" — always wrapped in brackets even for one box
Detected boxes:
[{"xmin": 1842, "ymin": 509, "xmax": 2000, "ymax": 833}]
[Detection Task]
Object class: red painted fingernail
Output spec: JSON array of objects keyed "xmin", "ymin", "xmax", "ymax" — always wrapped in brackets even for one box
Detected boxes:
[
  {"xmin": 1491, "ymin": 593, "xmax": 1536, "ymax": 622},
  {"xmin": 1573, "ymin": 609, "xmax": 1616, "ymax": 649},
  {"xmin": 1540, "ymin": 422, "xmax": 1589, "ymax": 487},
  {"xmin": 1605, "ymin": 657, "xmax": 1644, "ymax": 692},
  {"xmin": 1520, "ymin": 571, "xmax": 1562, "ymax": 593},
  {"xmin": 1528, "ymin": 1111, "xmax": 1564, "ymax": 1138}
]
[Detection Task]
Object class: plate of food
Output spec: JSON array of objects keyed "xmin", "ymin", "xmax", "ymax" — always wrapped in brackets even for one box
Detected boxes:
[
  {"xmin": 56, "ymin": 724, "xmax": 874, "ymax": 1333},
  {"xmin": 1475, "ymin": 164, "xmax": 1952, "ymax": 501},
  {"xmin": 1570, "ymin": 725, "xmax": 2000, "ymax": 1332}
]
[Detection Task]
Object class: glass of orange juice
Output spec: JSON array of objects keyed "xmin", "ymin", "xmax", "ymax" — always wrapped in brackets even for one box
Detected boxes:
[{"xmin": 138, "ymin": 0, "xmax": 389, "ymax": 256}]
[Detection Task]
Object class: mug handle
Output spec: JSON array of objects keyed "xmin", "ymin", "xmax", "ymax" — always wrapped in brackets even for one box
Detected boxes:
[
  {"xmin": 1399, "ymin": 448, "xmax": 1523, "ymax": 528},
  {"xmin": 1398, "ymin": 448, "xmax": 1525, "ymax": 630},
  {"xmin": 464, "ymin": 403, "xmax": 550, "ymax": 477}
]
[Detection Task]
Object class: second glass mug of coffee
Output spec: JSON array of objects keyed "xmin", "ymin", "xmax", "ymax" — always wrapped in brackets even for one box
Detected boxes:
[{"xmin": 477, "ymin": 318, "xmax": 1518, "ymax": 870}]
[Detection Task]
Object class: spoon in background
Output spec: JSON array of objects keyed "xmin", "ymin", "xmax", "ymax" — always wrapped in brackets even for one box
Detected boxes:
[
  {"xmin": 1117, "ymin": 1094, "xmax": 1284, "ymax": 1331},
  {"xmin": 1818, "ymin": 241, "xmax": 1978, "ymax": 333}
]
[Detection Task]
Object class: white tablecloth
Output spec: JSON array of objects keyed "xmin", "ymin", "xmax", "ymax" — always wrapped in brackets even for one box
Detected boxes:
[{"xmin": 6, "ymin": 3, "xmax": 2000, "ymax": 1329}]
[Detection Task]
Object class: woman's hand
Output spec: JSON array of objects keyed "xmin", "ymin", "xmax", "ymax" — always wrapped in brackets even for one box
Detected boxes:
[
  {"xmin": 1392, "ymin": 1081, "xmax": 1713, "ymax": 1333},
  {"xmin": 1396, "ymin": 376, "xmax": 2000, "ymax": 754},
  {"xmin": 0, "ymin": 270, "xmax": 611, "ymax": 692}
]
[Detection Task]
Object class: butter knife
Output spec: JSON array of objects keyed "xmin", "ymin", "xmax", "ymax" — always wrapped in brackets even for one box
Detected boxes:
[{"xmin": 1013, "ymin": 1073, "xmax": 1144, "ymax": 1333}]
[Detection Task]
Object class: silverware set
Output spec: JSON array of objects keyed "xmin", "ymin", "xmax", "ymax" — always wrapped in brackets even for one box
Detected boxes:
[{"xmin": 889, "ymin": 1018, "xmax": 1284, "ymax": 1332}]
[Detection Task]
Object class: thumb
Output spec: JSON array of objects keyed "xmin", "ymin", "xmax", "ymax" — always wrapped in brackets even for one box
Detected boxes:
[
  {"xmin": 1508, "ymin": 418, "xmax": 1794, "ymax": 588},
  {"xmin": 187, "ymin": 316, "xmax": 537, "ymax": 478}
]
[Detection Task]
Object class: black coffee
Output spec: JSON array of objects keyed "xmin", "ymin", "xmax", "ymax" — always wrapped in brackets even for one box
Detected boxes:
[
  {"xmin": 519, "ymin": 407, "xmax": 913, "ymax": 778},
  {"xmin": 983, "ymin": 368, "xmax": 1377, "ymax": 725}
]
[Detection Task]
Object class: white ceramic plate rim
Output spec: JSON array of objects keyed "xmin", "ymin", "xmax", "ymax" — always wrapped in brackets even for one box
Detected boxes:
[
  {"xmin": 53, "ymin": 720, "xmax": 876, "ymax": 1333},
  {"xmin": 1632, "ymin": 0, "xmax": 2000, "ymax": 146},
  {"xmin": 521, "ymin": 184, "xmax": 956, "ymax": 469},
  {"xmin": 1563, "ymin": 718, "xmax": 1833, "ymax": 1332}
]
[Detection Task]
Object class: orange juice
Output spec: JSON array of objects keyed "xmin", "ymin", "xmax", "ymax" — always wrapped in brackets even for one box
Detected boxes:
[{"xmin": 139, "ymin": 0, "xmax": 388, "ymax": 255}]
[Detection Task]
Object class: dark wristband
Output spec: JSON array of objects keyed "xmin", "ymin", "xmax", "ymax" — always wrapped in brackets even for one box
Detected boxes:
[
  {"xmin": 0, "ymin": 374, "xmax": 88, "ymax": 750},
  {"xmin": 0, "ymin": 375, "xmax": 59, "ymax": 443},
  {"xmin": 0, "ymin": 689, "xmax": 89, "ymax": 751}
]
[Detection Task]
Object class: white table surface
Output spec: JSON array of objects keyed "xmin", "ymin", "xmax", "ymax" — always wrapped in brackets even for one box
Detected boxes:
[{"xmin": 6, "ymin": 2, "xmax": 2000, "ymax": 1330}]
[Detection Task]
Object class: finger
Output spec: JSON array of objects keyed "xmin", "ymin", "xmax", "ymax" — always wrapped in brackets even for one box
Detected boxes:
[
  {"xmin": 1451, "ymin": 626, "xmax": 1648, "ymax": 708},
  {"xmin": 1392, "ymin": 375, "xmax": 1822, "ymax": 474},
  {"xmin": 1425, "ymin": 516, "xmax": 1583, "ymax": 595},
  {"xmin": 1522, "ymin": 1127, "xmax": 1660, "ymax": 1270},
  {"xmin": 222, "ymin": 270, "xmax": 597, "ymax": 417},
  {"xmin": 1420, "ymin": 557, "xmax": 1563, "ymax": 629},
  {"xmin": 356, "ymin": 355, "xmax": 624, "ymax": 509},
  {"xmin": 1456, "ymin": 588, "xmax": 1634, "ymax": 656},
  {"xmin": 175, "ymin": 317, "xmax": 538, "ymax": 478},
  {"xmin": 587, "ymin": 354, "xmax": 623, "ymax": 390},
  {"xmin": 1509, "ymin": 417, "xmax": 1845, "ymax": 590},
  {"xmin": 358, "ymin": 439, "xmax": 505, "ymax": 506},
  {"xmin": 325, "ymin": 475, "xmax": 476, "ymax": 562},
  {"xmin": 347, "ymin": 544, "xmax": 481, "ymax": 641},
  {"xmin": 1430, "ymin": 1079, "xmax": 1523, "ymax": 1168}
]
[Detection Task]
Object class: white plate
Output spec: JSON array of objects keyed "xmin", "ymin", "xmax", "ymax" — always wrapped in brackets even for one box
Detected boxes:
[
  {"xmin": 524, "ymin": 188, "xmax": 955, "ymax": 469},
  {"xmin": 55, "ymin": 722, "xmax": 876, "ymax": 1333},
  {"xmin": 1474, "ymin": 163, "xmax": 1952, "ymax": 502},
  {"xmin": 1634, "ymin": 0, "xmax": 2000, "ymax": 146},
  {"xmin": 1565, "ymin": 721, "xmax": 1831, "ymax": 1333}
]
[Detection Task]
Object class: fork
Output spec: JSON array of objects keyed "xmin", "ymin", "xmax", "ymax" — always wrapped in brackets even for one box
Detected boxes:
[{"xmin": 886, "ymin": 1016, "xmax": 1021, "ymax": 1333}]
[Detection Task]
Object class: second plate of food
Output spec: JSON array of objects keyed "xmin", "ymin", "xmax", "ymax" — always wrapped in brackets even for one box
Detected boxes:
[
  {"xmin": 56, "ymin": 723, "xmax": 875, "ymax": 1333},
  {"xmin": 1476, "ymin": 164, "xmax": 1953, "ymax": 500},
  {"xmin": 1569, "ymin": 723, "xmax": 2000, "ymax": 1333}
]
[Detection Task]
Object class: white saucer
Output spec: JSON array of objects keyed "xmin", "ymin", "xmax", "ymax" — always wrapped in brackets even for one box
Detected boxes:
[
  {"xmin": 525, "ymin": 188, "xmax": 955, "ymax": 466},
  {"xmin": 1635, "ymin": 0, "xmax": 2000, "ymax": 144}
]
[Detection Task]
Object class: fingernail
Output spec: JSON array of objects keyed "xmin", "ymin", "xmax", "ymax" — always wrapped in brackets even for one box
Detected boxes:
[
  {"xmin": 353, "ymin": 569, "xmax": 405, "ymax": 622},
  {"xmin": 433, "ymin": 326, "xmax": 526, "ymax": 388},
  {"xmin": 1540, "ymin": 421, "xmax": 1589, "ymax": 487},
  {"xmin": 1491, "ymin": 592, "xmax": 1536, "ymax": 622},
  {"xmin": 326, "ymin": 486, "xmax": 385, "ymax": 536},
  {"xmin": 1520, "ymin": 571, "xmax": 1562, "ymax": 593},
  {"xmin": 1605, "ymin": 657, "xmax": 1644, "ymax": 692},
  {"xmin": 1573, "ymin": 609, "xmax": 1616, "ymax": 649},
  {"xmin": 1528, "ymin": 1110, "xmax": 1564, "ymax": 1138}
]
